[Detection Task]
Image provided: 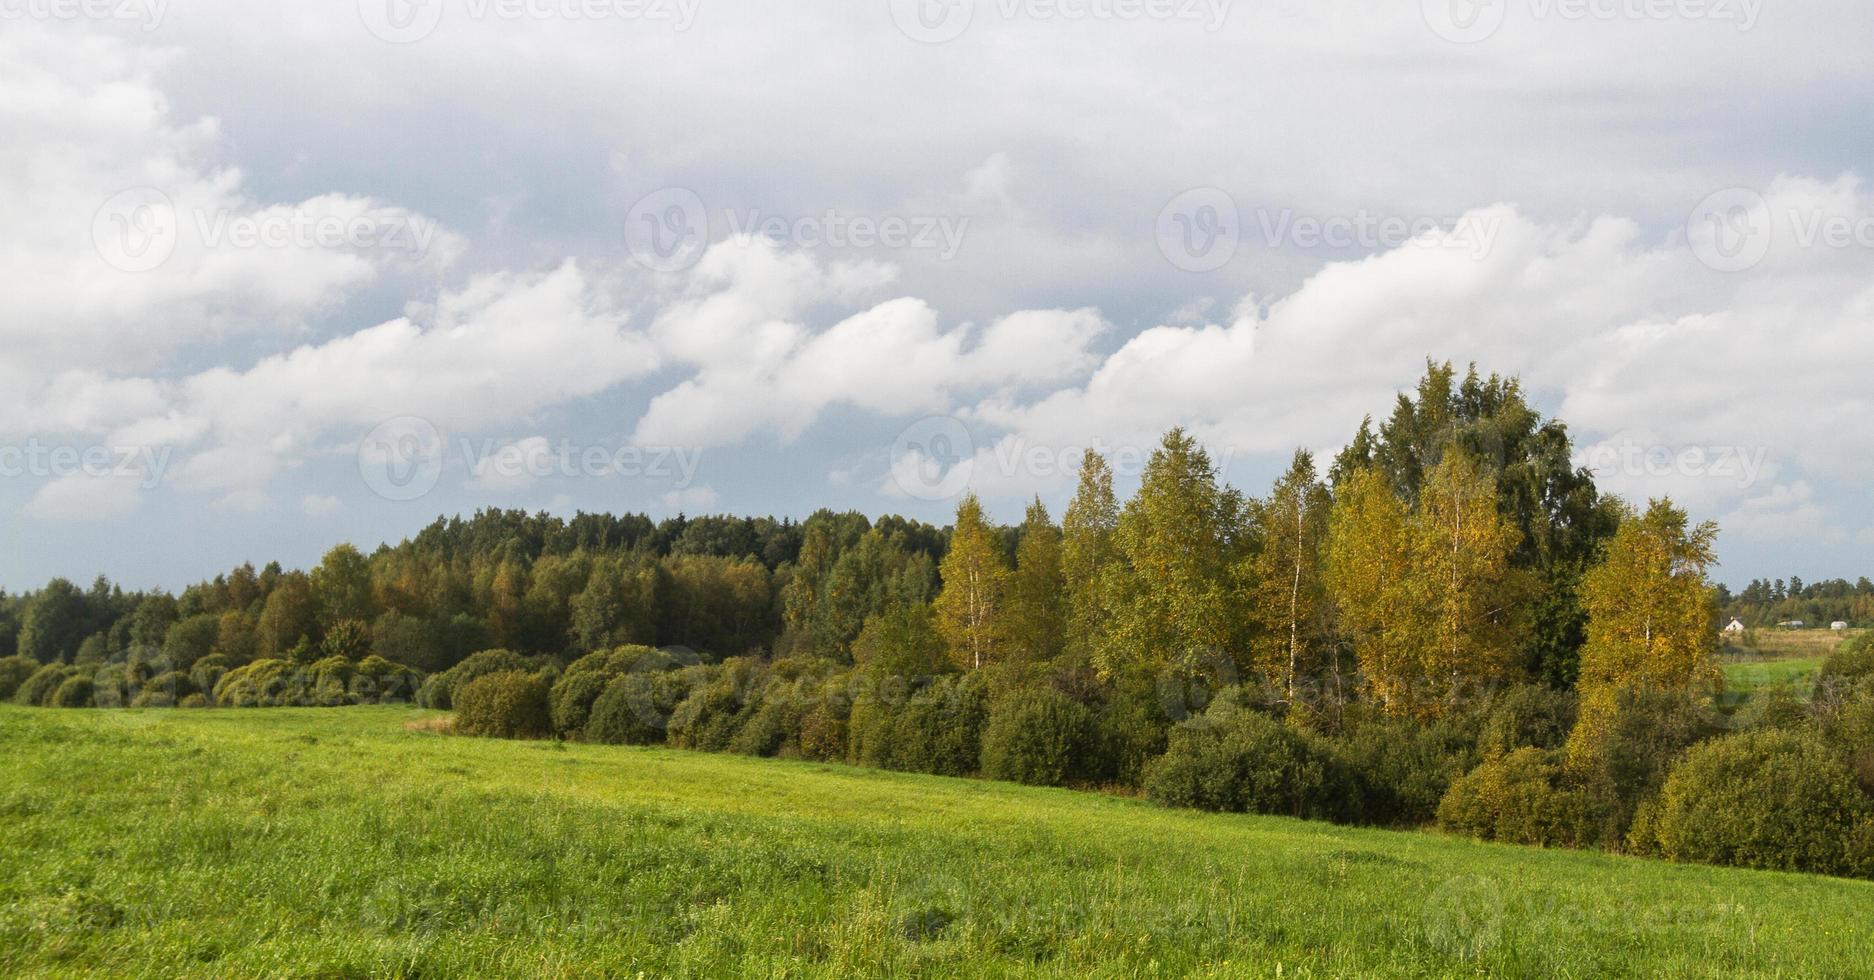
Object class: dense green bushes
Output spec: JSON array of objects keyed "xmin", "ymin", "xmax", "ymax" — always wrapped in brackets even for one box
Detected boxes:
[
  {"xmin": 15, "ymin": 664, "xmax": 76, "ymax": 706},
  {"xmin": 417, "ymin": 649, "xmax": 535, "ymax": 710},
  {"xmin": 454, "ymin": 670, "xmax": 552, "ymax": 739},
  {"xmin": 50, "ymin": 674, "xmax": 96, "ymax": 708},
  {"xmin": 1634, "ymin": 730, "xmax": 1874, "ymax": 877},
  {"xmin": 1338, "ymin": 713, "xmax": 1475, "ymax": 826},
  {"xmin": 586, "ymin": 665, "xmax": 707, "ymax": 746},
  {"xmin": 0, "ymin": 655, "xmax": 38, "ymax": 701},
  {"xmin": 1435, "ymin": 748, "xmax": 1601, "ymax": 848},
  {"xmin": 980, "ymin": 687, "xmax": 1091, "ymax": 786},
  {"xmin": 1143, "ymin": 695, "xmax": 1358, "ymax": 820}
]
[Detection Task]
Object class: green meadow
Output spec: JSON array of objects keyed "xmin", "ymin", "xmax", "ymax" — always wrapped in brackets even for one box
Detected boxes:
[{"xmin": 2, "ymin": 705, "xmax": 1870, "ymax": 979}]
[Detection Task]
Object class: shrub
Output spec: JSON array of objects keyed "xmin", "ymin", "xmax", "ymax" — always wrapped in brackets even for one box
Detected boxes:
[
  {"xmin": 586, "ymin": 665, "xmax": 704, "ymax": 746},
  {"xmin": 90, "ymin": 666, "xmax": 133, "ymax": 708},
  {"xmin": 189, "ymin": 654, "xmax": 233, "ymax": 703},
  {"xmin": 548, "ymin": 646, "xmax": 664, "ymax": 736},
  {"xmin": 1475, "ymin": 684, "xmax": 1577, "ymax": 757},
  {"xmin": 0, "ymin": 656, "xmax": 40, "ymax": 701},
  {"xmin": 418, "ymin": 649, "xmax": 529, "ymax": 709},
  {"xmin": 665, "ymin": 661, "xmax": 755, "ymax": 751},
  {"xmin": 351, "ymin": 655, "xmax": 422, "ymax": 703},
  {"xmin": 131, "ymin": 671, "xmax": 198, "ymax": 708},
  {"xmin": 1337, "ymin": 714, "xmax": 1476, "ymax": 826},
  {"xmin": 981, "ymin": 687, "xmax": 1091, "ymax": 786},
  {"xmin": 1143, "ymin": 700, "xmax": 1359, "ymax": 820},
  {"xmin": 1734, "ymin": 684, "xmax": 1812, "ymax": 733},
  {"xmin": 888, "ymin": 675, "xmax": 987, "ymax": 777},
  {"xmin": 1818, "ymin": 634, "xmax": 1874, "ymax": 689},
  {"xmin": 1436, "ymin": 748, "xmax": 1601, "ymax": 848},
  {"xmin": 50, "ymin": 674, "xmax": 96, "ymax": 708},
  {"xmin": 1646, "ymin": 730, "xmax": 1874, "ymax": 877},
  {"xmin": 453, "ymin": 670, "xmax": 551, "ymax": 739},
  {"xmin": 15, "ymin": 664, "xmax": 74, "ymax": 706},
  {"xmin": 1085, "ymin": 678, "xmax": 1169, "ymax": 787},
  {"xmin": 1568, "ymin": 686, "xmax": 1725, "ymax": 837},
  {"xmin": 847, "ymin": 691, "xmax": 899, "ymax": 769},
  {"xmin": 213, "ymin": 659, "xmax": 297, "ymax": 707}
]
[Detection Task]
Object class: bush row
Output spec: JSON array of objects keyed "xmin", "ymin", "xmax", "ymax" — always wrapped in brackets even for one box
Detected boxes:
[{"xmin": 0, "ymin": 653, "xmax": 421, "ymax": 709}]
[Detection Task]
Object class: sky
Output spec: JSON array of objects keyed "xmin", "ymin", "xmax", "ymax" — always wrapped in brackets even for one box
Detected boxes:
[{"xmin": 2, "ymin": 0, "xmax": 1871, "ymax": 593}]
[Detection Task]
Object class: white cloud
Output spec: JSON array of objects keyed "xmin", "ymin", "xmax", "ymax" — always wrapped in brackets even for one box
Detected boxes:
[
  {"xmin": 24, "ymin": 472, "xmax": 145, "ymax": 523},
  {"xmin": 661, "ymin": 485, "xmax": 720, "ymax": 512},
  {"xmin": 465, "ymin": 436, "xmax": 555, "ymax": 494},
  {"xmin": 301, "ymin": 494, "xmax": 343, "ymax": 517},
  {"xmin": 0, "ymin": 22, "xmax": 460, "ymax": 406},
  {"xmin": 632, "ymin": 238, "xmax": 1112, "ymax": 447}
]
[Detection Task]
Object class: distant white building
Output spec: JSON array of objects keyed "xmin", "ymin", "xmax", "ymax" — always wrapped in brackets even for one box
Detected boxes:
[
  {"xmin": 1778, "ymin": 620, "xmax": 1806, "ymax": 629},
  {"xmin": 1832, "ymin": 621, "xmax": 1850, "ymax": 631},
  {"xmin": 1722, "ymin": 618, "xmax": 1747, "ymax": 634}
]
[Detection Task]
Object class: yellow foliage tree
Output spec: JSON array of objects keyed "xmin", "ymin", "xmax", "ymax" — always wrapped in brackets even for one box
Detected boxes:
[
  {"xmin": 934, "ymin": 495, "xmax": 1010, "ymax": 670},
  {"xmin": 1327, "ymin": 453, "xmax": 1524, "ymax": 717},
  {"xmin": 1565, "ymin": 499, "xmax": 1719, "ymax": 769}
]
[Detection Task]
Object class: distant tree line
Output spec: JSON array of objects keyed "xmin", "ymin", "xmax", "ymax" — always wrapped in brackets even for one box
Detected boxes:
[
  {"xmin": 1720, "ymin": 576, "xmax": 1874, "ymax": 628},
  {"xmin": 4, "ymin": 361, "xmax": 1872, "ymax": 881}
]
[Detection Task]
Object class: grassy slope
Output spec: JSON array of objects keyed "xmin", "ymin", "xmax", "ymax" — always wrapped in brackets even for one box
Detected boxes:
[{"xmin": 1, "ymin": 707, "xmax": 1870, "ymax": 979}]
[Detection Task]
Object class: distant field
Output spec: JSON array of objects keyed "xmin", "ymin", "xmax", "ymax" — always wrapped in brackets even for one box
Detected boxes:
[
  {"xmin": 1717, "ymin": 629, "xmax": 1854, "ymax": 704},
  {"xmin": 1721, "ymin": 656, "xmax": 1827, "ymax": 696},
  {"xmin": 1721, "ymin": 628, "xmax": 1860, "ymax": 661},
  {"xmin": 3, "ymin": 707, "xmax": 1872, "ymax": 977}
]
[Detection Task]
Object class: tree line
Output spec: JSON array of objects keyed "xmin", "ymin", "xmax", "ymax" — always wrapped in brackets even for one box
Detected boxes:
[{"xmin": 4, "ymin": 361, "xmax": 1873, "ymax": 881}]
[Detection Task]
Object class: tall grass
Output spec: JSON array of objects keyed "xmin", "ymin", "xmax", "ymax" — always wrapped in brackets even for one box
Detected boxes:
[{"xmin": 2, "ymin": 705, "xmax": 1869, "ymax": 977}]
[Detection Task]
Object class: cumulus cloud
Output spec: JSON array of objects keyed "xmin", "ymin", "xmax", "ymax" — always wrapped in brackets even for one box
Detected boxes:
[
  {"xmin": 301, "ymin": 494, "xmax": 343, "ymax": 517},
  {"xmin": 632, "ymin": 238, "xmax": 1111, "ymax": 447},
  {"xmin": 0, "ymin": 23, "xmax": 460, "ymax": 407}
]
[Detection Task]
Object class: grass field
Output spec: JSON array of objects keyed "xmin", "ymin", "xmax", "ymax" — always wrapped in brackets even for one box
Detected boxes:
[
  {"xmin": 1721, "ymin": 656, "xmax": 1827, "ymax": 696},
  {"xmin": 3, "ymin": 707, "xmax": 1871, "ymax": 978}
]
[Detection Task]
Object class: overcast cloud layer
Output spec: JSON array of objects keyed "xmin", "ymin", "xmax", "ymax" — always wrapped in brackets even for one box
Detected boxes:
[{"xmin": 2, "ymin": 2, "xmax": 1871, "ymax": 590}]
